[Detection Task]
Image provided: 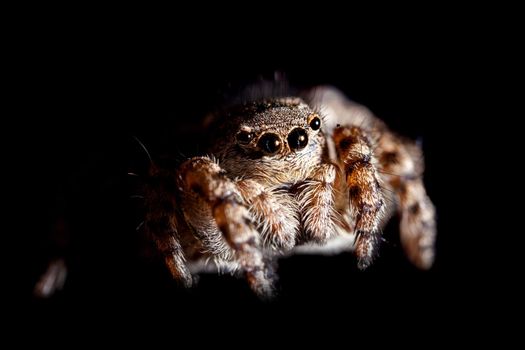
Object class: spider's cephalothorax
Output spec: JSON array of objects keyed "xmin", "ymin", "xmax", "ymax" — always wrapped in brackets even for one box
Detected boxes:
[
  {"xmin": 210, "ymin": 97, "xmax": 326, "ymax": 187},
  {"xmin": 145, "ymin": 87, "xmax": 436, "ymax": 299}
]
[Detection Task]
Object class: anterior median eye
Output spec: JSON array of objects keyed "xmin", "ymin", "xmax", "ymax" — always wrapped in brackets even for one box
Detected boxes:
[
  {"xmin": 236, "ymin": 130, "xmax": 255, "ymax": 144},
  {"xmin": 257, "ymin": 133, "xmax": 282, "ymax": 154},
  {"xmin": 287, "ymin": 128, "xmax": 308, "ymax": 151}
]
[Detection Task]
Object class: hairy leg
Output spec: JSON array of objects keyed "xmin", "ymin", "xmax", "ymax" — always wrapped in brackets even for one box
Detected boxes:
[
  {"xmin": 145, "ymin": 165, "xmax": 193, "ymax": 287},
  {"xmin": 377, "ymin": 133, "xmax": 436, "ymax": 269},
  {"xmin": 34, "ymin": 258, "xmax": 68, "ymax": 298},
  {"xmin": 236, "ymin": 179, "xmax": 299, "ymax": 250},
  {"xmin": 333, "ymin": 126, "xmax": 385, "ymax": 269},
  {"xmin": 308, "ymin": 86, "xmax": 435, "ymax": 269},
  {"xmin": 296, "ymin": 163, "xmax": 340, "ymax": 243},
  {"xmin": 178, "ymin": 157, "xmax": 274, "ymax": 298}
]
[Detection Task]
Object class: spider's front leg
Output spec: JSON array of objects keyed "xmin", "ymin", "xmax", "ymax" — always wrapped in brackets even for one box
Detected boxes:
[
  {"xmin": 333, "ymin": 126, "xmax": 385, "ymax": 269},
  {"xmin": 296, "ymin": 163, "xmax": 340, "ymax": 243},
  {"xmin": 236, "ymin": 180, "xmax": 299, "ymax": 250},
  {"xmin": 178, "ymin": 157, "xmax": 274, "ymax": 298}
]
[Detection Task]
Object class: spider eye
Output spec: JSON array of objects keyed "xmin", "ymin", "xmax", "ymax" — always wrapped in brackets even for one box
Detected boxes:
[
  {"xmin": 257, "ymin": 133, "xmax": 282, "ymax": 154},
  {"xmin": 309, "ymin": 116, "xmax": 321, "ymax": 131},
  {"xmin": 236, "ymin": 130, "xmax": 254, "ymax": 144},
  {"xmin": 287, "ymin": 128, "xmax": 308, "ymax": 151}
]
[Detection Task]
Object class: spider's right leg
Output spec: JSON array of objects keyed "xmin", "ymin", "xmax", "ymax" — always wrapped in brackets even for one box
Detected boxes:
[
  {"xmin": 177, "ymin": 157, "xmax": 274, "ymax": 299},
  {"xmin": 236, "ymin": 179, "xmax": 299, "ymax": 250},
  {"xmin": 145, "ymin": 166, "xmax": 193, "ymax": 287}
]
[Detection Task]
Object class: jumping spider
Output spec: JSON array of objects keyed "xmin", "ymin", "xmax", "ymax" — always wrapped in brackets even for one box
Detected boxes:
[{"xmin": 145, "ymin": 86, "xmax": 436, "ymax": 299}]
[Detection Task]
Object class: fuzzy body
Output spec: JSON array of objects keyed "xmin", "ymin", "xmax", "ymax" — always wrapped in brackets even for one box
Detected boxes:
[{"xmin": 145, "ymin": 86, "xmax": 436, "ymax": 298}]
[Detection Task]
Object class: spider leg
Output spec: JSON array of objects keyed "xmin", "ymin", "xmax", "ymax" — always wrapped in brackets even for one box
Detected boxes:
[
  {"xmin": 295, "ymin": 163, "xmax": 340, "ymax": 243},
  {"xmin": 145, "ymin": 165, "xmax": 193, "ymax": 287},
  {"xmin": 34, "ymin": 258, "xmax": 68, "ymax": 298},
  {"xmin": 308, "ymin": 86, "xmax": 436, "ymax": 269},
  {"xmin": 333, "ymin": 126, "xmax": 385, "ymax": 269},
  {"xmin": 377, "ymin": 133, "xmax": 436, "ymax": 269},
  {"xmin": 177, "ymin": 157, "xmax": 274, "ymax": 299},
  {"xmin": 236, "ymin": 179, "xmax": 299, "ymax": 250}
]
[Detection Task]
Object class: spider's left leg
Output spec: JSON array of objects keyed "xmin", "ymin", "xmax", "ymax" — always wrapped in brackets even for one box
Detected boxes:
[
  {"xmin": 376, "ymin": 133, "xmax": 436, "ymax": 269},
  {"xmin": 333, "ymin": 126, "xmax": 385, "ymax": 269}
]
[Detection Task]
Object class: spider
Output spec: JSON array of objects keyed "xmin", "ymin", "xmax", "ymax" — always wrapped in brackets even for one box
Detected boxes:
[{"xmin": 144, "ymin": 86, "xmax": 436, "ymax": 299}]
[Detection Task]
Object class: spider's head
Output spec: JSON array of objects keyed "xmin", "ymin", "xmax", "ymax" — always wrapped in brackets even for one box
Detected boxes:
[{"xmin": 233, "ymin": 98, "xmax": 323, "ymax": 158}]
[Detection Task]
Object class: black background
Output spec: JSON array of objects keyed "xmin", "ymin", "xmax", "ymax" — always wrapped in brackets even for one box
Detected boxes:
[{"xmin": 8, "ymin": 20, "xmax": 493, "ymax": 335}]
